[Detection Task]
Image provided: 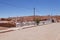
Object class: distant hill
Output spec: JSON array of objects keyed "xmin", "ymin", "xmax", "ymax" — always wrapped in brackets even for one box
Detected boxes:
[
  {"xmin": 0, "ymin": 16, "xmax": 60, "ymax": 22},
  {"xmin": 7, "ymin": 16, "xmax": 60, "ymax": 22}
]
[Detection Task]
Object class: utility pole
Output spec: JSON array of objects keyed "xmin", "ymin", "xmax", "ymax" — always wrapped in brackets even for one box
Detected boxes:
[
  {"xmin": 33, "ymin": 8, "xmax": 35, "ymax": 25},
  {"xmin": 50, "ymin": 8, "xmax": 53, "ymax": 23},
  {"xmin": 50, "ymin": 8, "xmax": 52, "ymax": 19},
  {"xmin": 33, "ymin": 8, "xmax": 35, "ymax": 21}
]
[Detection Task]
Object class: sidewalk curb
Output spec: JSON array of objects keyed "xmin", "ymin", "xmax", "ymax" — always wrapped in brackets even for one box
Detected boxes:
[{"xmin": 0, "ymin": 28, "xmax": 20, "ymax": 33}]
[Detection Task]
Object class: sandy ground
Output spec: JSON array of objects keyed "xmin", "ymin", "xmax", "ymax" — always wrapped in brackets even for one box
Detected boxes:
[{"xmin": 0, "ymin": 23, "xmax": 60, "ymax": 40}]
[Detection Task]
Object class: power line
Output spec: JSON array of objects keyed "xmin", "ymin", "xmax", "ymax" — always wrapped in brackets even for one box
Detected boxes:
[
  {"xmin": 0, "ymin": 1, "xmax": 17, "ymax": 8},
  {"xmin": 0, "ymin": 0, "xmax": 32, "ymax": 12}
]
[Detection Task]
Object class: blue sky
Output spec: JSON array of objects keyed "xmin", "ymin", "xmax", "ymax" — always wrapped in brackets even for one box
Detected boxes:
[{"xmin": 0, "ymin": 0, "xmax": 60, "ymax": 18}]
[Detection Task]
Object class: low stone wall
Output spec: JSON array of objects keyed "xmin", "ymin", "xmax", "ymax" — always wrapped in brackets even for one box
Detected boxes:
[
  {"xmin": 0, "ymin": 23, "xmax": 16, "ymax": 27},
  {"xmin": 16, "ymin": 20, "xmax": 52, "ymax": 27}
]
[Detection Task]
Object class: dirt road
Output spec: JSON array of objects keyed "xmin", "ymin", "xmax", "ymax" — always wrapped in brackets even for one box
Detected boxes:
[{"xmin": 0, "ymin": 23, "xmax": 60, "ymax": 40}]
